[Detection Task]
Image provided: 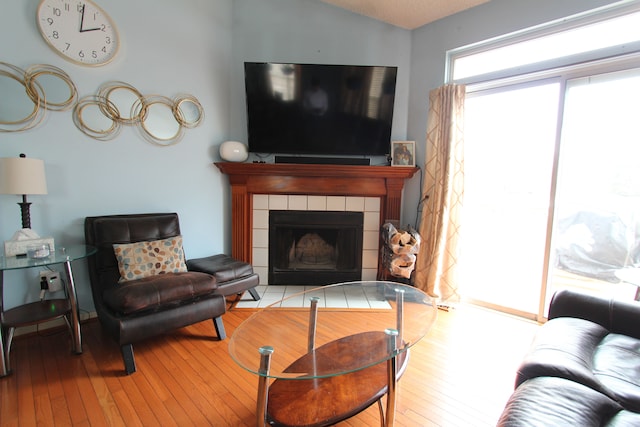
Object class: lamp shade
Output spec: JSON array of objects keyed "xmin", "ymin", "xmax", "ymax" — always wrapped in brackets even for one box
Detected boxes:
[
  {"xmin": 219, "ymin": 141, "xmax": 249, "ymax": 162},
  {"xmin": 0, "ymin": 156, "xmax": 48, "ymax": 195}
]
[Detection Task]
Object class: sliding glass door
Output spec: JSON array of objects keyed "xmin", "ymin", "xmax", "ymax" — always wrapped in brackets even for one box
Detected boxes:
[
  {"xmin": 546, "ymin": 68, "xmax": 640, "ymax": 309},
  {"xmin": 460, "ymin": 67, "xmax": 640, "ymax": 319},
  {"xmin": 460, "ymin": 82, "xmax": 560, "ymax": 316}
]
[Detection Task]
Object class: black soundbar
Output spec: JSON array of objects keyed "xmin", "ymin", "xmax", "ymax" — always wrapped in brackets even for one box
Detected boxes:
[{"xmin": 274, "ymin": 156, "xmax": 370, "ymax": 165}]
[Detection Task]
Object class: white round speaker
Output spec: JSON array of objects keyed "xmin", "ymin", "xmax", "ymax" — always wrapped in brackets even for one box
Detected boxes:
[{"xmin": 219, "ymin": 140, "xmax": 248, "ymax": 162}]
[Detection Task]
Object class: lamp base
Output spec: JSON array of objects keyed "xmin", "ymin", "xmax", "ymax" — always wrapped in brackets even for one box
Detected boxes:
[
  {"xmin": 18, "ymin": 198, "xmax": 32, "ymax": 229},
  {"xmin": 4, "ymin": 233, "xmax": 54, "ymax": 257}
]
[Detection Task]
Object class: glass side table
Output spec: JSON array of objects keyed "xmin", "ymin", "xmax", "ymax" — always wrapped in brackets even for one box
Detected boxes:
[{"xmin": 0, "ymin": 244, "xmax": 97, "ymax": 377}]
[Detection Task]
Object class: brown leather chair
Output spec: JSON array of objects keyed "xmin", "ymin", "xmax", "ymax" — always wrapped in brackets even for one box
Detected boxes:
[{"xmin": 84, "ymin": 213, "xmax": 230, "ymax": 375}]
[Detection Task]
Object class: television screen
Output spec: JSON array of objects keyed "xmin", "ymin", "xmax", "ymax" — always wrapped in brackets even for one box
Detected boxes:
[{"xmin": 244, "ymin": 62, "xmax": 397, "ymax": 157}]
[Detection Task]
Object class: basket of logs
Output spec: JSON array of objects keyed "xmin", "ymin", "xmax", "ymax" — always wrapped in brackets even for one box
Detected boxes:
[{"xmin": 381, "ymin": 222, "xmax": 421, "ymax": 280}]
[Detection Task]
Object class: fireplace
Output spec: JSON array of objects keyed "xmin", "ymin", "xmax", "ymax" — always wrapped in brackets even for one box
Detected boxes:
[
  {"xmin": 214, "ymin": 162, "xmax": 419, "ymax": 283},
  {"xmin": 269, "ymin": 210, "xmax": 363, "ymax": 285}
]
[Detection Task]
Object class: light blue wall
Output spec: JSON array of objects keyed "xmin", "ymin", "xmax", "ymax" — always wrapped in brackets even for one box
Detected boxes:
[
  {"xmin": 404, "ymin": 0, "xmax": 620, "ymax": 229},
  {"xmin": 0, "ymin": 0, "xmax": 622, "ymax": 312},
  {"xmin": 0, "ymin": 0, "xmax": 234, "ymax": 310}
]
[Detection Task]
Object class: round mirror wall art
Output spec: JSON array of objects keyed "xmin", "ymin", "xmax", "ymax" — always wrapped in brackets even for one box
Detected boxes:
[
  {"xmin": 74, "ymin": 81, "xmax": 204, "ymax": 145},
  {"xmin": 0, "ymin": 62, "xmax": 76, "ymax": 132},
  {"xmin": 73, "ymin": 95, "xmax": 121, "ymax": 141},
  {"xmin": 134, "ymin": 94, "xmax": 185, "ymax": 146},
  {"xmin": 0, "ymin": 62, "xmax": 43, "ymax": 132},
  {"xmin": 174, "ymin": 94, "xmax": 204, "ymax": 129},
  {"xmin": 24, "ymin": 64, "xmax": 78, "ymax": 112},
  {"xmin": 97, "ymin": 81, "xmax": 144, "ymax": 125},
  {"xmin": 0, "ymin": 62, "xmax": 203, "ymax": 145}
]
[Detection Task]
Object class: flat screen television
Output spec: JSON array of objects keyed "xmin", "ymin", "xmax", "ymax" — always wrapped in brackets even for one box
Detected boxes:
[{"xmin": 244, "ymin": 62, "xmax": 397, "ymax": 157}]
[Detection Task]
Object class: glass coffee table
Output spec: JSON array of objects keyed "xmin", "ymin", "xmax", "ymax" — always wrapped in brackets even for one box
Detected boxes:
[{"xmin": 229, "ymin": 281, "xmax": 437, "ymax": 426}]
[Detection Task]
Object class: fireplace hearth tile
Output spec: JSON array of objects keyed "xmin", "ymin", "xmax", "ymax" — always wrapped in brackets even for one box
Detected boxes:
[{"xmin": 234, "ymin": 285, "xmax": 392, "ymax": 309}]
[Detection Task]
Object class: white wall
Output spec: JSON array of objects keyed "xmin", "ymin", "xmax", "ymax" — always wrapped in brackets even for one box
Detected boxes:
[{"xmin": 0, "ymin": 0, "xmax": 234, "ymax": 310}]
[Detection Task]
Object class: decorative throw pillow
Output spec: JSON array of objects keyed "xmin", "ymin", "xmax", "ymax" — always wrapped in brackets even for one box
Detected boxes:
[{"xmin": 113, "ymin": 236, "xmax": 187, "ymax": 282}]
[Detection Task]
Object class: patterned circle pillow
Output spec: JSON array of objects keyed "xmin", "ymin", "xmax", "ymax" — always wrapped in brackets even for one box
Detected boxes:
[{"xmin": 113, "ymin": 236, "xmax": 187, "ymax": 282}]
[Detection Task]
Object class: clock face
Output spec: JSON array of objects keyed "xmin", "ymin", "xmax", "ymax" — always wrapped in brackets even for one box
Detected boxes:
[{"xmin": 37, "ymin": 0, "xmax": 119, "ymax": 66}]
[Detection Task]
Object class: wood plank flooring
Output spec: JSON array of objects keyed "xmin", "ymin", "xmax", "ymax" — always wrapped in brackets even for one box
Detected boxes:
[{"xmin": 0, "ymin": 303, "xmax": 540, "ymax": 426}]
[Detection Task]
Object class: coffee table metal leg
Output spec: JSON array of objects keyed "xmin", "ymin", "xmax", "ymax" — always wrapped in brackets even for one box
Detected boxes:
[
  {"xmin": 308, "ymin": 296, "xmax": 320, "ymax": 352},
  {"xmin": 62, "ymin": 260, "xmax": 82, "ymax": 354},
  {"xmin": 0, "ymin": 271, "xmax": 7, "ymax": 377},
  {"xmin": 257, "ymin": 346, "xmax": 274, "ymax": 427},
  {"xmin": 385, "ymin": 328, "xmax": 399, "ymax": 427},
  {"xmin": 0, "ymin": 325, "xmax": 7, "ymax": 377},
  {"xmin": 395, "ymin": 288, "xmax": 405, "ymax": 345}
]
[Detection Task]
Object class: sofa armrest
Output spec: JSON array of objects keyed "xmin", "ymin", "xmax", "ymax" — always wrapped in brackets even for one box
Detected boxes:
[{"xmin": 549, "ymin": 289, "xmax": 640, "ymax": 339}]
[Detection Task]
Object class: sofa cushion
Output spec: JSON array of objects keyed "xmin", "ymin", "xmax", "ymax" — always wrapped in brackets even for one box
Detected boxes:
[
  {"xmin": 114, "ymin": 236, "xmax": 187, "ymax": 282},
  {"xmin": 103, "ymin": 271, "xmax": 218, "ymax": 314},
  {"xmin": 497, "ymin": 377, "xmax": 630, "ymax": 427},
  {"xmin": 516, "ymin": 317, "xmax": 609, "ymax": 390},
  {"xmin": 517, "ymin": 317, "xmax": 640, "ymax": 412},
  {"xmin": 594, "ymin": 334, "xmax": 640, "ymax": 412}
]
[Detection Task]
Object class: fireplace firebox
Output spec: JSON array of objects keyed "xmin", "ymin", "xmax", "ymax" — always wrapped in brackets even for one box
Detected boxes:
[{"xmin": 269, "ymin": 210, "xmax": 363, "ymax": 285}]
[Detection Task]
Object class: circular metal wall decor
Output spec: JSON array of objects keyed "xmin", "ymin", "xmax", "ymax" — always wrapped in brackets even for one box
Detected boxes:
[
  {"xmin": 73, "ymin": 95, "xmax": 121, "ymax": 141},
  {"xmin": 0, "ymin": 62, "xmax": 203, "ymax": 143},
  {"xmin": 96, "ymin": 81, "xmax": 144, "ymax": 125},
  {"xmin": 133, "ymin": 94, "xmax": 185, "ymax": 146},
  {"xmin": 0, "ymin": 62, "xmax": 78, "ymax": 132},
  {"xmin": 24, "ymin": 64, "xmax": 77, "ymax": 112},
  {"xmin": 75, "ymin": 80, "xmax": 204, "ymax": 145},
  {"xmin": 0, "ymin": 62, "xmax": 45, "ymax": 132},
  {"xmin": 173, "ymin": 94, "xmax": 204, "ymax": 129}
]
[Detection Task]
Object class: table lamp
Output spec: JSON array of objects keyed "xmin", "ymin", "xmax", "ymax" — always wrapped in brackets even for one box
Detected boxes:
[{"xmin": 0, "ymin": 153, "xmax": 48, "ymax": 233}]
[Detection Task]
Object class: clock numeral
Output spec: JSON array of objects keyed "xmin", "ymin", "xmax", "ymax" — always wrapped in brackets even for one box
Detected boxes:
[
  {"xmin": 64, "ymin": 3, "xmax": 69, "ymax": 11},
  {"xmin": 47, "ymin": 18, "xmax": 54, "ymax": 26},
  {"xmin": 53, "ymin": 7, "xmax": 61, "ymax": 16},
  {"xmin": 64, "ymin": 43, "xmax": 70, "ymax": 52},
  {"xmin": 92, "ymin": 51, "xmax": 98, "ymax": 59},
  {"xmin": 105, "ymin": 36, "xmax": 111, "ymax": 44},
  {"xmin": 77, "ymin": 4, "xmax": 83, "ymax": 13},
  {"xmin": 52, "ymin": 31, "xmax": 59, "ymax": 39},
  {"xmin": 78, "ymin": 50, "xmax": 85, "ymax": 58}
]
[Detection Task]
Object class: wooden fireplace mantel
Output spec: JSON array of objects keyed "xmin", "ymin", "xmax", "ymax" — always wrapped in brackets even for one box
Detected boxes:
[{"xmin": 215, "ymin": 162, "xmax": 419, "ymax": 263}]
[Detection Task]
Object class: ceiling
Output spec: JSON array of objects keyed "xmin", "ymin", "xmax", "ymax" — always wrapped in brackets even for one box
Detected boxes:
[{"xmin": 319, "ymin": 0, "xmax": 491, "ymax": 30}]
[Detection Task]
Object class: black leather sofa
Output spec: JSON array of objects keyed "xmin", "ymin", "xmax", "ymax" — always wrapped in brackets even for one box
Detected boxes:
[{"xmin": 497, "ymin": 289, "xmax": 640, "ymax": 426}]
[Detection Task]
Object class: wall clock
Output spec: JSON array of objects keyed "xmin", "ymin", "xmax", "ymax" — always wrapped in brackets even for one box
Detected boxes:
[{"xmin": 36, "ymin": 0, "xmax": 119, "ymax": 66}]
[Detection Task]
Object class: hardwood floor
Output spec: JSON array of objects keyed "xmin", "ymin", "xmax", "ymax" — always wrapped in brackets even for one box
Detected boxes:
[{"xmin": 0, "ymin": 303, "xmax": 540, "ymax": 426}]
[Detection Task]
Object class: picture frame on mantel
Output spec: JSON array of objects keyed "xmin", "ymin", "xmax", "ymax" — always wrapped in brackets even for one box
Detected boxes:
[{"xmin": 391, "ymin": 141, "xmax": 415, "ymax": 167}]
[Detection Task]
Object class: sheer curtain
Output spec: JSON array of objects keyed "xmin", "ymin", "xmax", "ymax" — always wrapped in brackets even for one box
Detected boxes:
[{"xmin": 415, "ymin": 84, "xmax": 465, "ymax": 301}]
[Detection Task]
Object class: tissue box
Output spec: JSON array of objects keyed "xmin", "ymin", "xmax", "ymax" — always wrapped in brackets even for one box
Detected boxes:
[{"xmin": 4, "ymin": 238, "xmax": 55, "ymax": 257}]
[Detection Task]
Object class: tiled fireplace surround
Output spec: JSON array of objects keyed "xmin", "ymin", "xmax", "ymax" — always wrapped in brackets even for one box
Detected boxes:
[
  {"xmin": 251, "ymin": 194, "xmax": 381, "ymax": 284},
  {"xmin": 215, "ymin": 162, "xmax": 419, "ymax": 285}
]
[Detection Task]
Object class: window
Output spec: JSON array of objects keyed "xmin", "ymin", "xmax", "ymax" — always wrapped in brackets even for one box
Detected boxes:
[
  {"xmin": 448, "ymin": 1, "xmax": 640, "ymax": 320},
  {"xmin": 447, "ymin": 1, "xmax": 640, "ymax": 84}
]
